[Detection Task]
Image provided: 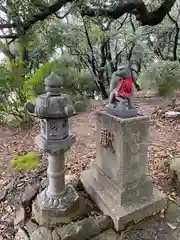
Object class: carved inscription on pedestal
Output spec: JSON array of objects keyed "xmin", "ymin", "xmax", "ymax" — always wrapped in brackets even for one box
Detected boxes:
[{"xmin": 100, "ymin": 128, "xmax": 115, "ymax": 153}]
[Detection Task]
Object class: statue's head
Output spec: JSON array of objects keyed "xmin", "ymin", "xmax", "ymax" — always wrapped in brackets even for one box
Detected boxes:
[{"xmin": 117, "ymin": 64, "xmax": 131, "ymax": 77}]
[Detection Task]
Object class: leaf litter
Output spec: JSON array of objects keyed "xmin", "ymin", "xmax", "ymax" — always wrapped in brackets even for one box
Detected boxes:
[{"xmin": 0, "ymin": 96, "xmax": 180, "ymax": 238}]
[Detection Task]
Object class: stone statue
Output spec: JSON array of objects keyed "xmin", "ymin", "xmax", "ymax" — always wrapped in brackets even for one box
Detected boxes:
[{"xmin": 106, "ymin": 65, "xmax": 138, "ymax": 118}]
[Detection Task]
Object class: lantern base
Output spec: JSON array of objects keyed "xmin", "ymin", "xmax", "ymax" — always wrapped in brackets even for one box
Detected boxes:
[{"xmin": 32, "ymin": 184, "xmax": 79, "ymax": 226}]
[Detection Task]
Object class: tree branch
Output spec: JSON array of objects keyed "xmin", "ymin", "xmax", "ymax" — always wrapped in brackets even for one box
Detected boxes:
[
  {"xmin": 82, "ymin": 18, "xmax": 99, "ymax": 75},
  {"xmin": 22, "ymin": 0, "xmax": 73, "ymax": 32},
  {"xmin": 168, "ymin": 11, "xmax": 180, "ymax": 61},
  {"xmin": 0, "ymin": 23, "xmax": 16, "ymax": 29},
  {"xmin": 0, "ymin": 40, "xmax": 15, "ymax": 61},
  {"xmin": 82, "ymin": 0, "xmax": 176, "ymax": 26},
  {"xmin": 116, "ymin": 13, "xmax": 128, "ymax": 31},
  {"xmin": 0, "ymin": 0, "xmax": 73, "ymax": 41},
  {"xmin": 0, "ymin": 34, "xmax": 17, "ymax": 39}
]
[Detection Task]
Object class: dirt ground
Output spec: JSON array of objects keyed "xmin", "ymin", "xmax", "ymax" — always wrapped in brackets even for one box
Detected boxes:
[
  {"xmin": 1, "ymin": 93, "xmax": 180, "ymax": 239},
  {"xmin": 0, "ymin": 94, "xmax": 180, "ymax": 187}
]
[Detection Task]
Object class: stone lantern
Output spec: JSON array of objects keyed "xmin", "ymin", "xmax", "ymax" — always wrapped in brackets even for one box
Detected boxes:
[{"xmin": 25, "ymin": 72, "xmax": 79, "ymax": 225}]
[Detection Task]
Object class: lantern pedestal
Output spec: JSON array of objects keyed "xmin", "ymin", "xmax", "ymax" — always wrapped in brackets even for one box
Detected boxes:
[
  {"xmin": 32, "ymin": 184, "xmax": 79, "ymax": 226},
  {"xmin": 25, "ymin": 73, "xmax": 81, "ymax": 226},
  {"xmin": 32, "ymin": 133, "xmax": 79, "ymax": 226}
]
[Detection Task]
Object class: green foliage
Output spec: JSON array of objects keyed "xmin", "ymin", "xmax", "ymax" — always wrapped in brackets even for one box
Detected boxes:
[
  {"xmin": 25, "ymin": 59, "xmax": 96, "ymax": 98},
  {"xmin": 24, "ymin": 61, "xmax": 57, "ymax": 98},
  {"xmin": 59, "ymin": 69, "xmax": 95, "ymax": 96},
  {"xmin": 74, "ymin": 100, "xmax": 87, "ymax": 112},
  {"xmin": 139, "ymin": 60, "xmax": 180, "ymax": 96},
  {"xmin": 55, "ymin": 58, "xmax": 96, "ymax": 96},
  {"xmin": 11, "ymin": 152, "xmax": 39, "ymax": 171},
  {"xmin": 0, "ymin": 60, "xmax": 30, "ymax": 123}
]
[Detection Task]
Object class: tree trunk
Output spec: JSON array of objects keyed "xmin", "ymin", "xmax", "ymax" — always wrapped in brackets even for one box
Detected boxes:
[
  {"xmin": 130, "ymin": 67, "xmax": 141, "ymax": 91},
  {"xmin": 98, "ymin": 80, "xmax": 108, "ymax": 99},
  {"xmin": 133, "ymin": 80, "xmax": 141, "ymax": 91}
]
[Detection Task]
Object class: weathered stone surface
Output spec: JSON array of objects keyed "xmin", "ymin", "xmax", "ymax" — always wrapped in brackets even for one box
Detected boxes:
[
  {"xmin": 14, "ymin": 227, "xmax": 29, "ymax": 240},
  {"xmin": 94, "ymin": 215, "xmax": 113, "ymax": 231},
  {"xmin": 26, "ymin": 220, "xmax": 38, "ymax": 235},
  {"xmin": 123, "ymin": 214, "xmax": 174, "ymax": 240},
  {"xmin": 19, "ymin": 184, "xmax": 38, "ymax": 207},
  {"xmin": 39, "ymin": 178, "xmax": 48, "ymax": 191},
  {"xmin": 30, "ymin": 227, "xmax": 53, "ymax": 240},
  {"xmin": 14, "ymin": 207, "xmax": 25, "ymax": 228},
  {"xmin": 91, "ymin": 229, "xmax": 117, "ymax": 240},
  {"xmin": 165, "ymin": 201, "xmax": 180, "ymax": 240},
  {"xmin": 35, "ymin": 134, "xmax": 75, "ymax": 152},
  {"xmin": 95, "ymin": 112, "xmax": 149, "ymax": 187},
  {"xmin": 26, "ymin": 73, "xmax": 80, "ymax": 228},
  {"xmin": 81, "ymin": 167, "xmax": 167, "ymax": 231},
  {"xmin": 32, "ymin": 194, "xmax": 79, "ymax": 226},
  {"xmin": 40, "ymin": 175, "xmax": 83, "ymax": 191},
  {"xmin": 106, "ymin": 104, "xmax": 138, "ymax": 118},
  {"xmin": 0, "ymin": 190, "xmax": 6, "ymax": 201},
  {"xmin": 51, "ymin": 230, "xmax": 60, "ymax": 240},
  {"xmin": 81, "ymin": 111, "xmax": 167, "ymax": 231},
  {"xmin": 53, "ymin": 215, "xmax": 112, "ymax": 240},
  {"xmin": 15, "ymin": 207, "xmax": 180, "ymax": 240},
  {"xmin": 32, "ymin": 190, "xmax": 94, "ymax": 227}
]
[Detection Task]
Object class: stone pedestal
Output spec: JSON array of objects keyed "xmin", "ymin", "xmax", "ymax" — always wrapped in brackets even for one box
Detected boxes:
[
  {"xmin": 32, "ymin": 134, "xmax": 79, "ymax": 226},
  {"xmin": 81, "ymin": 111, "xmax": 167, "ymax": 231}
]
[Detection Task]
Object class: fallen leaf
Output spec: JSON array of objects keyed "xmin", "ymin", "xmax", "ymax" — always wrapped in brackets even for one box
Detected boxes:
[
  {"xmin": 167, "ymin": 222, "xmax": 177, "ymax": 230},
  {"xmin": 168, "ymin": 196, "xmax": 176, "ymax": 202}
]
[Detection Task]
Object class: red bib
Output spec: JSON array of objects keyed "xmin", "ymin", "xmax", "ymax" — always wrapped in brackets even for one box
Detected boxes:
[{"xmin": 115, "ymin": 76, "xmax": 132, "ymax": 98}]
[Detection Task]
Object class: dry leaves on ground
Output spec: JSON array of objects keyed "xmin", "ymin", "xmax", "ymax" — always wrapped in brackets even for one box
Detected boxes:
[{"xmin": 0, "ymin": 98, "xmax": 180, "ymax": 239}]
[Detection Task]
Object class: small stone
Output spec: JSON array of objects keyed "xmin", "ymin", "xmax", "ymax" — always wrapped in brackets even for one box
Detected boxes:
[
  {"xmin": 14, "ymin": 227, "xmax": 29, "ymax": 240},
  {"xmin": 6, "ymin": 205, "xmax": 14, "ymax": 214},
  {"xmin": 1, "ymin": 213, "xmax": 9, "ymax": 221},
  {"xmin": 55, "ymin": 215, "xmax": 111, "ymax": 240},
  {"xmin": 6, "ymin": 221, "xmax": 16, "ymax": 237},
  {"xmin": 91, "ymin": 229, "xmax": 117, "ymax": 240},
  {"xmin": 17, "ymin": 182, "xmax": 25, "ymax": 188},
  {"xmin": 65, "ymin": 174, "xmax": 75, "ymax": 183},
  {"xmin": 31, "ymin": 227, "xmax": 53, "ymax": 240},
  {"xmin": 14, "ymin": 207, "xmax": 25, "ymax": 227},
  {"xmin": 25, "ymin": 220, "xmax": 38, "ymax": 235},
  {"xmin": 165, "ymin": 111, "xmax": 180, "ymax": 118},
  {"xmin": 0, "ymin": 190, "xmax": 6, "ymax": 201},
  {"xmin": 167, "ymin": 222, "xmax": 177, "ymax": 230},
  {"xmin": 94, "ymin": 215, "xmax": 113, "ymax": 231},
  {"xmin": 20, "ymin": 184, "xmax": 38, "ymax": 206},
  {"xmin": 51, "ymin": 230, "xmax": 60, "ymax": 240},
  {"xmin": 40, "ymin": 179, "xmax": 48, "ymax": 191}
]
